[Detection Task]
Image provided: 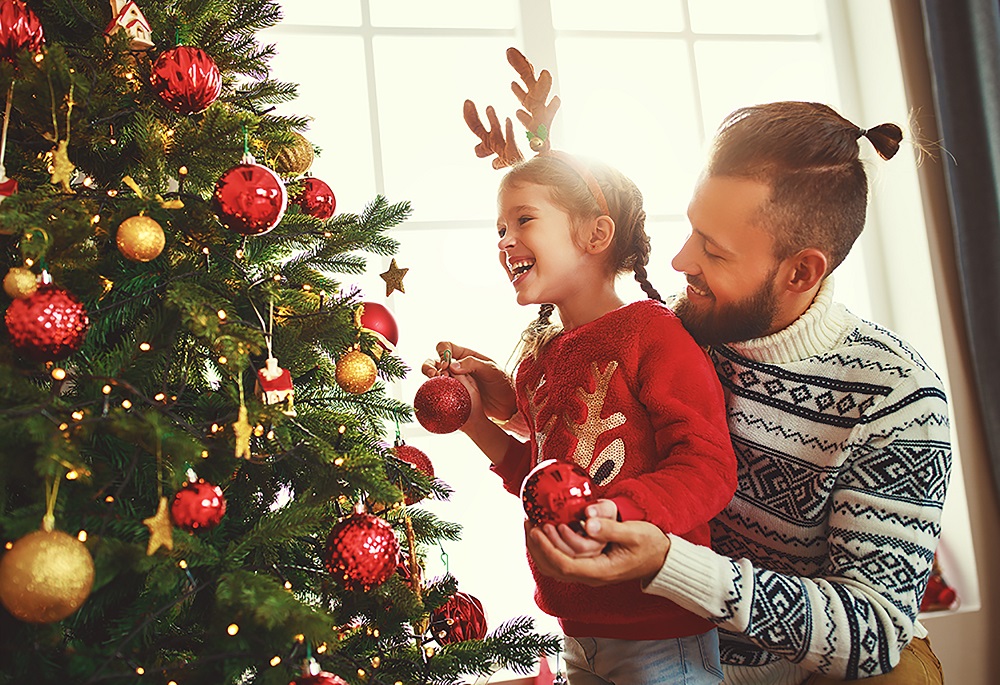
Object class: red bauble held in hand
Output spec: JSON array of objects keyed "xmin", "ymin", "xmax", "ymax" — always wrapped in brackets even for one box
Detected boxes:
[
  {"xmin": 414, "ymin": 375, "xmax": 471, "ymax": 434},
  {"xmin": 430, "ymin": 591, "xmax": 488, "ymax": 644},
  {"xmin": 520, "ymin": 459, "xmax": 597, "ymax": 528},
  {"xmin": 324, "ymin": 512, "xmax": 399, "ymax": 592},
  {"xmin": 213, "ymin": 161, "xmax": 288, "ymax": 235},
  {"xmin": 0, "ymin": 0, "xmax": 44, "ymax": 63},
  {"xmin": 5, "ymin": 284, "xmax": 89, "ymax": 361},
  {"xmin": 293, "ymin": 176, "xmax": 336, "ymax": 219},
  {"xmin": 149, "ymin": 46, "xmax": 222, "ymax": 115},
  {"xmin": 171, "ymin": 479, "xmax": 226, "ymax": 532}
]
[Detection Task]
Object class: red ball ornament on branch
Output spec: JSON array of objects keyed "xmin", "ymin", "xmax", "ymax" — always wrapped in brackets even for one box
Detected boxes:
[
  {"xmin": 520, "ymin": 459, "xmax": 597, "ymax": 529},
  {"xmin": 290, "ymin": 672, "xmax": 348, "ymax": 685},
  {"xmin": 293, "ymin": 176, "xmax": 336, "ymax": 220},
  {"xmin": 359, "ymin": 302, "xmax": 398, "ymax": 352},
  {"xmin": 413, "ymin": 375, "xmax": 471, "ymax": 434},
  {"xmin": 0, "ymin": 0, "xmax": 44, "ymax": 64},
  {"xmin": 4, "ymin": 284, "xmax": 89, "ymax": 362},
  {"xmin": 171, "ymin": 478, "xmax": 226, "ymax": 532},
  {"xmin": 324, "ymin": 512, "xmax": 400, "ymax": 592},
  {"xmin": 149, "ymin": 46, "xmax": 222, "ymax": 115},
  {"xmin": 213, "ymin": 158, "xmax": 288, "ymax": 235},
  {"xmin": 392, "ymin": 441, "xmax": 434, "ymax": 505},
  {"xmin": 430, "ymin": 591, "xmax": 488, "ymax": 645}
]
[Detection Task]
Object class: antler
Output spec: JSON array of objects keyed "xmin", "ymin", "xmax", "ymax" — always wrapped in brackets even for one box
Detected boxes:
[{"xmin": 463, "ymin": 47, "xmax": 562, "ymax": 168}]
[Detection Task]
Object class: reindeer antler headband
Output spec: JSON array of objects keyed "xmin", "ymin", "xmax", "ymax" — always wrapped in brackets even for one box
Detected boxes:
[{"xmin": 463, "ymin": 47, "xmax": 610, "ymax": 216}]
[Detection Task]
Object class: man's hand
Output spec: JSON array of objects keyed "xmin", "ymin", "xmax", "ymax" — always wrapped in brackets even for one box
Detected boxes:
[
  {"xmin": 525, "ymin": 517, "xmax": 671, "ymax": 587},
  {"xmin": 421, "ymin": 342, "xmax": 517, "ymax": 421}
]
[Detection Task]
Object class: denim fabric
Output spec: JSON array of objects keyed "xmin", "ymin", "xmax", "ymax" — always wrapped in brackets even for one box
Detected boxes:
[{"xmin": 563, "ymin": 630, "xmax": 723, "ymax": 684}]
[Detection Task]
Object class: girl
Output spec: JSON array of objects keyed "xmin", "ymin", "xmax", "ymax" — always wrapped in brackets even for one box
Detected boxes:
[{"xmin": 424, "ymin": 152, "xmax": 736, "ymax": 685}]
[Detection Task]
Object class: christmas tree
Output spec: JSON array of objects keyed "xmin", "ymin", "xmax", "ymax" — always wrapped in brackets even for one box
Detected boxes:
[{"xmin": 0, "ymin": 1, "xmax": 558, "ymax": 683}]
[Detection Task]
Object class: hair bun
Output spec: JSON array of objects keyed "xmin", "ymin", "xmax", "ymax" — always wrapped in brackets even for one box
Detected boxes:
[{"xmin": 863, "ymin": 122, "xmax": 903, "ymax": 160}]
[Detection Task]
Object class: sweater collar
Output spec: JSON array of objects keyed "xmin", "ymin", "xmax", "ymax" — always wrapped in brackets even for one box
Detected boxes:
[{"xmin": 722, "ymin": 277, "xmax": 847, "ymax": 364}]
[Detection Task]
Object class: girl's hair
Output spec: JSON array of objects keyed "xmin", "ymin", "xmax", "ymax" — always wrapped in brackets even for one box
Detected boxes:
[
  {"xmin": 499, "ymin": 154, "xmax": 661, "ymax": 360},
  {"xmin": 706, "ymin": 101, "xmax": 903, "ymax": 273}
]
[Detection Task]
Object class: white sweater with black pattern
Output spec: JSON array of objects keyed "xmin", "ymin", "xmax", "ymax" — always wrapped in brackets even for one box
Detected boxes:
[{"xmin": 646, "ymin": 279, "xmax": 951, "ymax": 684}]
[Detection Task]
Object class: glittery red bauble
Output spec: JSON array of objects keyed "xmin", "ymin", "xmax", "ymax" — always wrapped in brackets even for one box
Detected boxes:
[
  {"xmin": 290, "ymin": 672, "xmax": 348, "ymax": 685},
  {"xmin": 293, "ymin": 177, "xmax": 336, "ymax": 220},
  {"xmin": 0, "ymin": 0, "xmax": 44, "ymax": 64},
  {"xmin": 213, "ymin": 162, "xmax": 288, "ymax": 235},
  {"xmin": 414, "ymin": 376, "xmax": 471, "ymax": 434},
  {"xmin": 149, "ymin": 46, "xmax": 222, "ymax": 115},
  {"xmin": 430, "ymin": 591, "xmax": 488, "ymax": 645},
  {"xmin": 520, "ymin": 459, "xmax": 597, "ymax": 528},
  {"xmin": 393, "ymin": 443, "xmax": 434, "ymax": 505},
  {"xmin": 324, "ymin": 513, "xmax": 399, "ymax": 592},
  {"xmin": 171, "ymin": 479, "xmax": 226, "ymax": 532},
  {"xmin": 359, "ymin": 302, "xmax": 398, "ymax": 351},
  {"xmin": 4, "ymin": 284, "xmax": 89, "ymax": 362}
]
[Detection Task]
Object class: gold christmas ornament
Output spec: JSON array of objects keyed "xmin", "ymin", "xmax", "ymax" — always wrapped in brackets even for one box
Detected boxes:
[
  {"xmin": 0, "ymin": 528, "xmax": 95, "ymax": 623},
  {"xmin": 116, "ymin": 215, "xmax": 165, "ymax": 262},
  {"xmin": 273, "ymin": 131, "xmax": 315, "ymax": 177},
  {"xmin": 3, "ymin": 267, "xmax": 37, "ymax": 299},
  {"xmin": 335, "ymin": 348, "xmax": 377, "ymax": 394},
  {"xmin": 379, "ymin": 258, "xmax": 409, "ymax": 297},
  {"xmin": 142, "ymin": 496, "xmax": 174, "ymax": 555}
]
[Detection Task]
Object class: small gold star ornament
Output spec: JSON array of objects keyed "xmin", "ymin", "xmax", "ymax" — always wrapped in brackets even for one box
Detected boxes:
[
  {"xmin": 49, "ymin": 140, "xmax": 75, "ymax": 193},
  {"xmin": 142, "ymin": 497, "xmax": 174, "ymax": 555},
  {"xmin": 233, "ymin": 404, "xmax": 252, "ymax": 459},
  {"xmin": 379, "ymin": 258, "xmax": 408, "ymax": 296}
]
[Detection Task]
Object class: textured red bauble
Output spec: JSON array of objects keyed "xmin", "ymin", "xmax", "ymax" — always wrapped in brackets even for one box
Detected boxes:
[
  {"xmin": 290, "ymin": 672, "xmax": 348, "ymax": 685},
  {"xmin": 520, "ymin": 459, "xmax": 597, "ymax": 528},
  {"xmin": 430, "ymin": 591, "xmax": 488, "ymax": 645},
  {"xmin": 324, "ymin": 513, "xmax": 399, "ymax": 592},
  {"xmin": 149, "ymin": 46, "xmax": 222, "ymax": 115},
  {"xmin": 213, "ymin": 162, "xmax": 288, "ymax": 235},
  {"xmin": 0, "ymin": 0, "xmax": 44, "ymax": 64},
  {"xmin": 359, "ymin": 302, "xmax": 398, "ymax": 351},
  {"xmin": 171, "ymin": 479, "xmax": 226, "ymax": 532},
  {"xmin": 413, "ymin": 375, "xmax": 471, "ymax": 434},
  {"xmin": 393, "ymin": 443, "xmax": 434, "ymax": 505},
  {"xmin": 293, "ymin": 177, "xmax": 336, "ymax": 219},
  {"xmin": 4, "ymin": 284, "xmax": 89, "ymax": 361}
]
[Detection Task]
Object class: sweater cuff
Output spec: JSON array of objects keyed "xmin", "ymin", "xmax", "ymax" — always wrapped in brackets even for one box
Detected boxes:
[{"xmin": 641, "ymin": 533, "xmax": 721, "ymax": 617}]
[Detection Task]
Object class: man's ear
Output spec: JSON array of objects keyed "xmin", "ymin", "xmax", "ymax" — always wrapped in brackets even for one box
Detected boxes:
[
  {"xmin": 784, "ymin": 248, "xmax": 827, "ymax": 293},
  {"xmin": 586, "ymin": 216, "xmax": 616, "ymax": 254}
]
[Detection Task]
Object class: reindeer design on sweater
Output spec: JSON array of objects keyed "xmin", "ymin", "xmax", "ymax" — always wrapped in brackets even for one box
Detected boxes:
[{"xmin": 528, "ymin": 360, "xmax": 627, "ymax": 486}]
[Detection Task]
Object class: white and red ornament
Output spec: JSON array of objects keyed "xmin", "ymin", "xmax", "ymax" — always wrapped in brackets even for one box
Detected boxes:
[
  {"xmin": 213, "ymin": 154, "xmax": 288, "ymax": 236},
  {"xmin": 324, "ymin": 511, "xmax": 400, "ymax": 592},
  {"xmin": 358, "ymin": 302, "xmax": 398, "ymax": 353},
  {"xmin": 4, "ymin": 280, "xmax": 89, "ymax": 361},
  {"xmin": 290, "ymin": 660, "xmax": 348, "ymax": 685},
  {"xmin": 520, "ymin": 459, "xmax": 597, "ymax": 529},
  {"xmin": 429, "ymin": 591, "xmax": 488, "ymax": 645},
  {"xmin": 255, "ymin": 356, "xmax": 295, "ymax": 416},
  {"xmin": 413, "ymin": 375, "xmax": 471, "ymax": 434},
  {"xmin": 293, "ymin": 176, "xmax": 336, "ymax": 219},
  {"xmin": 171, "ymin": 476, "xmax": 226, "ymax": 532},
  {"xmin": 150, "ymin": 45, "xmax": 221, "ymax": 115},
  {"xmin": 104, "ymin": 0, "xmax": 153, "ymax": 51}
]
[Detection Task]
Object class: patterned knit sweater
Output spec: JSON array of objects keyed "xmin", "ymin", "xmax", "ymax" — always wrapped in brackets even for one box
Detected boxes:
[{"xmin": 645, "ymin": 279, "xmax": 951, "ymax": 684}]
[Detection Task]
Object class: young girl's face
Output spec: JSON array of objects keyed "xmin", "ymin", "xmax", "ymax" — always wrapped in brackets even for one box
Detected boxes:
[{"xmin": 496, "ymin": 181, "xmax": 590, "ymax": 307}]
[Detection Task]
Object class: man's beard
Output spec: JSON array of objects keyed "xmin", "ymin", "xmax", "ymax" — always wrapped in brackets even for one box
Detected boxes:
[{"xmin": 674, "ymin": 270, "xmax": 781, "ymax": 346}]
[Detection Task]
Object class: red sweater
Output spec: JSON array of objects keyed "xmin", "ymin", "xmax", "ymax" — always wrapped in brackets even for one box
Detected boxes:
[{"xmin": 493, "ymin": 299, "xmax": 736, "ymax": 640}]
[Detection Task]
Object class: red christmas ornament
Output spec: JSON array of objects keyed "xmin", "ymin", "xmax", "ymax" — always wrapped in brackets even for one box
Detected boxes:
[
  {"xmin": 920, "ymin": 566, "xmax": 958, "ymax": 612},
  {"xmin": 413, "ymin": 375, "xmax": 471, "ymax": 434},
  {"xmin": 392, "ymin": 441, "xmax": 434, "ymax": 505},
  {"xmin": 5, "ymin": 284, "xmax": 89, "ymax": 362},
  {"xmin": 0, "ymin": 0, "xmax": 44, "ymax": 64},
  {"xmin": 149, "ymin": 46, "xmax": 222, "ymax": 115},
  {"xmin": 290, "ymin": 669, "xmax": 348, "ymax": 685},
  {"xmin": 324, "ymin": 512, "xmax": 400, "ymax": 592},
  {"xmin": 213, "ymin": 160, "xmax": 288, "ymax": 235},
  {"xmin": 430, "ymin": 591, "xmax": 488, "ymax": 645},
  {"xmin": 520, "ymin": 459, "xmax": 597, "ymax": 528},
  {"xmin": 359, "ymin": 302, "xmax": 398, "ymax": 352},
  {"xmin": 293, "ymin": 176, "xmax": 336, "ymax": 219},
  {"xmin": 171, "ymin": 478, "xmax": 226, "ymax": 532}
]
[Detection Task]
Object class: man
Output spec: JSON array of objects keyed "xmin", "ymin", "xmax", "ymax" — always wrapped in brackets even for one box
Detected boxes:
[{"xmin": 524, "ymin": 102, "xmax": 950, "ymax": 684}]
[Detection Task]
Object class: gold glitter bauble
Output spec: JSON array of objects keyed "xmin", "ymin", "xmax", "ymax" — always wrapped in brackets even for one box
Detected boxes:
[
  {"xmin": 273, "ymin": 131, "xmax": 315, "ymax": 177},
  {"xmin": 335, "ymin": 348, "xmax": 377, "ymax": 394},
  {"xmin": 0, "ymin": 529, "xmax": 95, "ymax": 623},
  {"xmin": 116, "ymin": 215, "xmax": 165, "ymax": 262},
  {"xmin": 3, "ymin": 267, "xmax": 37, "ymax": 299}
]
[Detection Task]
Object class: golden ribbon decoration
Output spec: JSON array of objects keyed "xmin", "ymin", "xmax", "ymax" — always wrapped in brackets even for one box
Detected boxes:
[{"xmin": 122, "ymin": 175, "xmax": 184, "ymax": 209}]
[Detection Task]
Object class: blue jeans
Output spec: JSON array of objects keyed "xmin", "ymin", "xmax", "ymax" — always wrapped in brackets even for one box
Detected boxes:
[{"xmin": 563, "ymin": 630, "xmax": 723, "ymax": 685}]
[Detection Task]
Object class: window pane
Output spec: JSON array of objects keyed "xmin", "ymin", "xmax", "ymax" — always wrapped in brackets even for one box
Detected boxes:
[
  {"xmin": 695, "ymin": 41, "xmax": 836, "ymax": 137},
  {"xmin": 370, "ymin": 0, "xmax": 516, "ymax": 29},
  {"xmin": 278, "ymin": 0, "xmax": 361, "ymax": 26},
  {"xmin": 374, "ymin": 36, "xmax": 517, "ymax": 223},
  {"xmin": 688, "ymin": 0, "xmax": 822, "ymax": 35},
  {"xmin": 551, "ymin": 0, "xmax": 684, "ymax": 31},
  {"xmin": 555, "ymin": 38, "xmax": 703, "ymax": 215}
]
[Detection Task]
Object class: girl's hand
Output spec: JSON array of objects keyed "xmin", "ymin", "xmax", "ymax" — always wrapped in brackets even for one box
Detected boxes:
[
  {"xmin": 539, "ymin": 499, "xmax": 619, "ymax": 559},
  {"xmin": 421, "ymin": 341, "xmax": 517, "ymax": 421}
]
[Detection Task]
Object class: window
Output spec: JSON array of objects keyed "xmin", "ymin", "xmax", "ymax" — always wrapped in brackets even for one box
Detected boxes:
[{"xmin": 264, "ymin": 1, "xmax": 978, "ymax": 676}]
